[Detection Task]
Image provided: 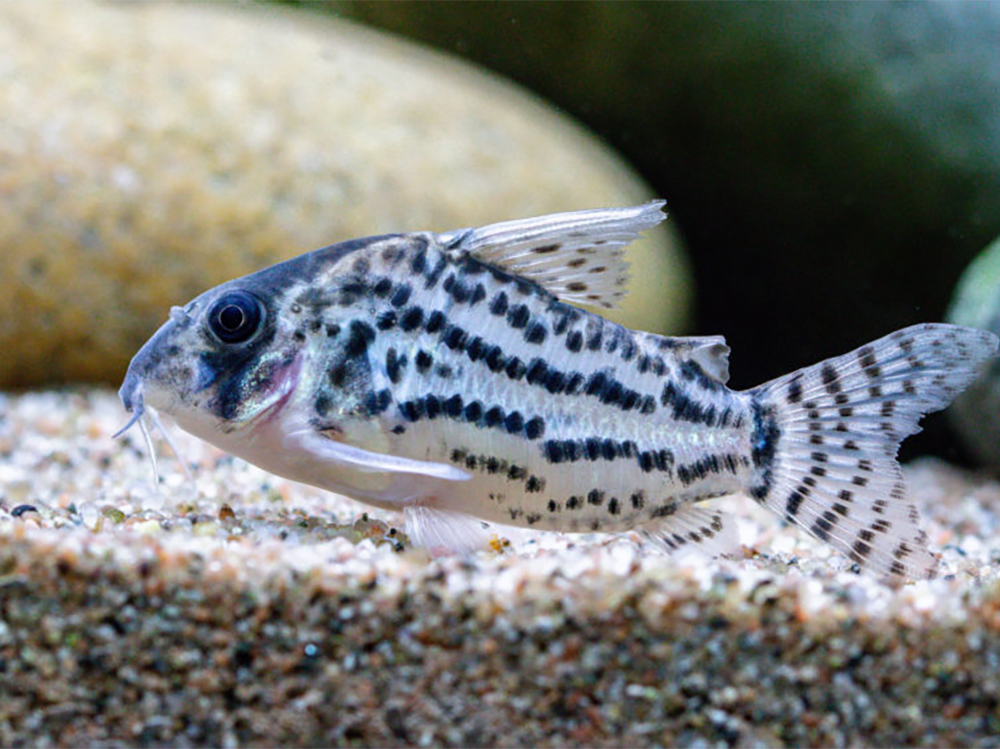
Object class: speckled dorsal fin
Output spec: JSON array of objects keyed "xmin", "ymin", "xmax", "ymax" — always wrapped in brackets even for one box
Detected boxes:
[
  {"xmin": 638, "ymin": 332, "xmax": 731, "ymax": 384},
  {"xmin": 639, "ymin": 504, "xmax": 739, "ymax": 559},
  {"xmin": 437, "ymin": 201, "xmax": 666, "ymax": 310}
]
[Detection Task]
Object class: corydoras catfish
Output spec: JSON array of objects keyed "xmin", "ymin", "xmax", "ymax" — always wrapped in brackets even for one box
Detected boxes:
[{"xmin": 117, "ymin": 202, "xmax": 998, "ymax": 579}]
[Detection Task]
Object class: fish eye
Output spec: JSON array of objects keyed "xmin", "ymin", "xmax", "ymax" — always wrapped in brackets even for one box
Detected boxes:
[{"xmin": 206, "ymin": 291, "xmax": 264, "ymax": 344}]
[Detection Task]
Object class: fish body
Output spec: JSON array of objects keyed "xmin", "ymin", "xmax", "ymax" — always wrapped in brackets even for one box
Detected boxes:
[{"xmin": 119, "ymin": 202, "xmax": 998, "ymax": 578}]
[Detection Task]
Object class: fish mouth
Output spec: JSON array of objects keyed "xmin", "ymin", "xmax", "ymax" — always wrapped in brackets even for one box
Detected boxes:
[
  {"xmin": 112, "ymin": 370, "xmax": 166, "ymax": 483},
  {"xmin": 246, "ymin": 353, "xmax": 304, "ymax": 432},
  {"xmin": 114, "ymin": 369, "xmax": 146, "ymax": 438}
]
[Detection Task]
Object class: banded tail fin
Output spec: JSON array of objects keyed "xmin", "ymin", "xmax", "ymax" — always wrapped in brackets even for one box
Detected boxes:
[{"xmin": 748, "ymin": 323, "xmax": 998, "ymax": 579}]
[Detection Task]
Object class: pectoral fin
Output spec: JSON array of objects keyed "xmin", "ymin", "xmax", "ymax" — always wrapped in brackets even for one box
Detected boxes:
[{"xmin": 290, "ymin": 431, "xmax": 472, "ymax": 481}]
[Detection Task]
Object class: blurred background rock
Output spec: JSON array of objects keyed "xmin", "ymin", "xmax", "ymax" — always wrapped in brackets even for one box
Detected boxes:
[
  {"xmin": 0, "ymin": 2, "xmax": 686, "ymax": 389},
  {"xmin": 948, "ymin": 237, "xmax": 1000, "ymax": 467},
  {"xmin": 324, "ymin": 0, "xmax": 1000, "ymax": 466},
  {"xmin": 6, "ymin": 1, "xmax": 1000, "ymax": 465}
]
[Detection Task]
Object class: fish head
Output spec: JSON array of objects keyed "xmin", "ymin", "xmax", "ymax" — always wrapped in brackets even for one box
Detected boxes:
[
  {"xmin": 117, "ymin": 233, "xmax": 404, "ymax": 441},
  {"xmin": 119, "ymin": 277, "xmax": 307, "ymax": 439}
]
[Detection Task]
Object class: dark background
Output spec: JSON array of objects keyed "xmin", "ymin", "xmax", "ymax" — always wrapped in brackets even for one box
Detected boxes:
[{"xmin": 285, "ymin": 2, "xmax": 1000, "ymax": 463}]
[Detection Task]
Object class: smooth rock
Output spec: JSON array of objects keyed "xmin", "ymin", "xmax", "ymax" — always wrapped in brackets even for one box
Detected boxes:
[
  {"xmin": 338, "ymin": 2, "xmax": 1000, "ymax": 395},
  {"xmin": 947, "ymin": 238, "xmax": 1000, "ymax": 467},
  {"xmin": 0, "ymin": 2, "xmax": 688, "ymax": 388}
]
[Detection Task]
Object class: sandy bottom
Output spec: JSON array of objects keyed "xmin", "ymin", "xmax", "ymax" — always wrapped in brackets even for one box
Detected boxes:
[{"xmin": 1, "ymin": 389, "xmax": 999, "ymax": 746}]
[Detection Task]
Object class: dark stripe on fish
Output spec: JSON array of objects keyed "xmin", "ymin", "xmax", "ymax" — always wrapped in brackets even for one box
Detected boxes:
[
  {"xmin": 675, "ymin": 452, "xmax": 741, "ymax": 486},
  {"xmin": 660, "ymin": 381, "xmax": 724, "ymax": 426},
  {"xmin": 392, "ymin": 305, "xmax": 658, "ymax": 413},
  {"xmin": 541, "ymin": 437, "xmax": 674, "ymax": 477},
  {"xmin": 748, "ymin": 399, "xmax": 780, "ymax": 502},
  {"xmin": 678, "ymin": 359, "xmax": 724, "ymax": 392},
  {"xmin": 448, "ymin": 447, "xmax": 544, "ymax": 492},
  {"xmin": 397, "ymin": 394, "xmax": 546, "ymax": 440}
]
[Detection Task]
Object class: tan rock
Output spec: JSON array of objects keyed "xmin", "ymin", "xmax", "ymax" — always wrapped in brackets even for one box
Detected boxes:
[{"xmin": 0, "ymin": 2, "xmax": 689, "ymax": 388}]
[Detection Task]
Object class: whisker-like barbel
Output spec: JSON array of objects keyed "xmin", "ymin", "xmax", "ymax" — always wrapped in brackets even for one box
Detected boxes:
[
  {"xmin": 113, "ymin": 374, "xmax": 160, "ymax": 484},
  {"xmin": 112, "ymin": 407, "xmax": 144, "ymax": 440},
  {"xmin": 137, "ymin": 415, "xmax": 160, "ymax": 485},
  {"xmin": 147, "ymin": 406, "xmax": 193, "ymax": 482}
]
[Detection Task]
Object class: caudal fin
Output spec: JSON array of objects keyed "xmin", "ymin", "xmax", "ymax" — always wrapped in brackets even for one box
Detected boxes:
[{"xmin": 748, "ymin": 323, "xmax": 998, "ymax": 579}]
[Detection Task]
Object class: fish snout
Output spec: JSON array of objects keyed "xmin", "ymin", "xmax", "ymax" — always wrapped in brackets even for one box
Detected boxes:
[
  {"xmin": 119, "ymin": 366, "xmax": 144, "ymax": 414},
  {"xmin": 117, "ymin": 316, "xmax": 186, "ymax": 415},
  {"xmin": 113, "ymin": 365, "xmax": 146, "ymax": 439},
  {"xmin": 114, "ymin": 318, "xmax": 186, "ymax": 437}
]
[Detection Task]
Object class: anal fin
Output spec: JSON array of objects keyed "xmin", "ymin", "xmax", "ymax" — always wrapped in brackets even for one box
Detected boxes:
[{"xmin": 640, "ymin": 504, "xmax": 739, "ymax": 559}]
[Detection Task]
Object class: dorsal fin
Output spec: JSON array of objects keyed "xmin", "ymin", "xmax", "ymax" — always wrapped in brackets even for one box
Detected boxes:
[{"xmin": 436, "ymin": 201, "xmax": 666, "ymax": 310}]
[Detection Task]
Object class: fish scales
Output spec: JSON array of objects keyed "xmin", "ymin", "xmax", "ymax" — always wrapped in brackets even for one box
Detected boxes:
[
  {"xmin": 117, "ymin": 201, "xmax": 1000, "ymax": 579},
  {"xmin": 325, "ymin": 237, "xmax": 751, "ymax": 533}
]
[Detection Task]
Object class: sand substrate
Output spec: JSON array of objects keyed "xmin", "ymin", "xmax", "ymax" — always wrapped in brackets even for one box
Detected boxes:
[{"xmin": 1, "ymin": 389, "xmax": 999, "ymax": 747}]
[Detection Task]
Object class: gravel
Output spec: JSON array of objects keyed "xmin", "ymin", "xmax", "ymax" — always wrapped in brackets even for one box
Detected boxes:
[{"xmin": 1, "ymin": 389, "xmax": 1000, "ymax": 746}]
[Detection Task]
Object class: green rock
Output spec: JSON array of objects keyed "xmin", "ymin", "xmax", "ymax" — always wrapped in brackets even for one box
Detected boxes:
[
  {"xmin": 947, "ymin": 239, "xmax": 1000, "ymax": 466},
  {"xmin": 0, "ymin": 2, "xmax": 688, "ymax": 388}
]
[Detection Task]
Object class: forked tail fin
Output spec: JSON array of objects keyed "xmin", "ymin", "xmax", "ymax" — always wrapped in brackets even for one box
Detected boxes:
[{"xmin": 747, "ymin": 323, "xmax": 998, "ymax": 579}]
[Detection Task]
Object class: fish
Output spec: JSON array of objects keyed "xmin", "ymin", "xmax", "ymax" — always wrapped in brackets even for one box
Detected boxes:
[{"xmin": 116, "ymin": 201, "xmax": 999, "ymax": 579}]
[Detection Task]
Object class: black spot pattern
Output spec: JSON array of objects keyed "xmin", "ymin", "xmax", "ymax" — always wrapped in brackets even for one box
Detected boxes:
[
  {"xmin": 344, "ymin": 321, "xmax": 375, "ymax": 359},
  {"xmin": 370, "ymin": 279, "xmax": 671, "ymax": 416},
  {"xmin": 740, "ymin": 323, "xmax": 999, "ymax": 577},
  {"xmin": 425, "ymin": 310, "xmax": 445, "ymax": 334},
  {"xmin": 415, "ymin": 350, "xmax": 433, "ymax": 374},
  {"xmin": 390, "ymin": 285, "xmax": 412, "ymax": 308},
  {"xmin": 489, "ymin": 292, "xmax": 509, "ymax": 316},
  {"xmin": 748, "ymin": 401, "xmax": 780, "ymax": 502},
  {"xmin": 525, "ymin": 476, "xmax": 546, "ymax": 493},
  {"xmin": 363, "ymin": 388, "xmax": 392, "ymax": 416},
  {"xmin": 675, "ymin": 453, "xmax": 740, "ymax": 486},
  {"xmin": 443, "ymin": 325, "xmax": 467, "ymax": 351},
  {"xmin": 399, "ymin": 307, "xmax": 424, "ymax": 331},
  {"xmin": 291, "ymin": 255, "xmax": 966, "ymax": 579},
  {"xmin": 524, "ymin": 321, "xmax": 547, "ymax": 344},
  {"xmin": 397, "ymin": 393, "xmax": 545, "ymax": 442},
  {"xmin": 385, "ymin": 348, "xmax": 406, "ymax": 384},
  {"xmin": 507, "ymin": 304, "xmax": 530, "ymax": 329},
  {"xmin": 660, "ymin": 382, "xmax": 720, "ymax": 425}
]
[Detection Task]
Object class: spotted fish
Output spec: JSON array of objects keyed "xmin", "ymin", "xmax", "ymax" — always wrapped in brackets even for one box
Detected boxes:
[{"xmin": 117, "ymin": 202, "xmax": 998, "ymax": 578}]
